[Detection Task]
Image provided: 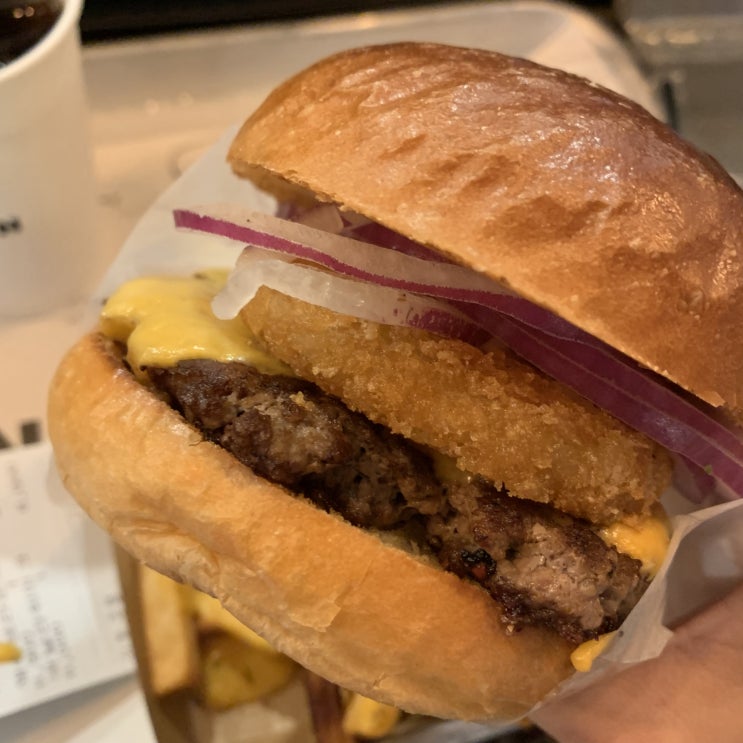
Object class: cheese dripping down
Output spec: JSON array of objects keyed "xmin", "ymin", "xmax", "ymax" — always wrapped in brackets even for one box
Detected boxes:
[
  {"xmin": 570, "ymin": 511, "xmax": 670, "ymax": 672},
  {"xmin": 99, "ymin": 271, "xmax": 291, "ymax": 378}
]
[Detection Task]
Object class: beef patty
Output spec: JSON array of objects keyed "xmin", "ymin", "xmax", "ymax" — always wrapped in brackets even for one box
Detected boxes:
[{"xmin": 149, "ymin": 359, "xmax": 647, "ymax": 644}]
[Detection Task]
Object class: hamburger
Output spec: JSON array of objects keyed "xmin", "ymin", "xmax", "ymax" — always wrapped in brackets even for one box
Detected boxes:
[{"xmin": 47, "ymin": 43, "xmax": 743, "ymax": 721}]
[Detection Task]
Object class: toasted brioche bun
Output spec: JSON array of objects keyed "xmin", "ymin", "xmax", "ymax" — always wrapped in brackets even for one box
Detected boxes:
[
  {"xmin": 48, "ymin": 332, "xmax": 573, "ymax": 720},
  {"xmin": 229, "ymin": 42, "xmax": 743, "ymax": 417}
]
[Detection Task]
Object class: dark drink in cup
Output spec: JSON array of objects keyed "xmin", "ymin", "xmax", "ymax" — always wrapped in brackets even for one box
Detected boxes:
[{"xmin": 0, "ymin": 1, "xmax": 62, "ymax": 67}]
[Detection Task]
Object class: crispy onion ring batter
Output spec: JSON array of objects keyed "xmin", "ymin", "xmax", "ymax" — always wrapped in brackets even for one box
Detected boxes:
[{"xmin": 241, "ymin": 288, "xmax": 672, "ymax": 526}]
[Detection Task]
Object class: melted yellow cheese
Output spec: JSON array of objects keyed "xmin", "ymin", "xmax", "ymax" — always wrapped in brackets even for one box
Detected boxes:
[
  {"xmin": 571, "ymin": 511, "xmax": 670, "ymax": 672},
  {"xmin": 599, "ymin": 509, "xmax": 670, "ymax": 578},
  {"xmin": 570, "ymin": 631, "xmax": 616, "ymax": 672},
  {"xmin": 100, "ymin": 271, "xmax": 291, "ymax": 377},
  {"xmin": 429, "ymin": 450, "xmax": 473, "ymax": 485}
]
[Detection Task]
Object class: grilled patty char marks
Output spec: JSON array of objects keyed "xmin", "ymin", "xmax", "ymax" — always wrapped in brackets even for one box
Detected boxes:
[
  {"xmin": 428, "ymin": 481, "xmax": 647, "ymax": 643},
  {"xmin": 149, "ymin": 359, "xmax": 647, "ymax": 643}
]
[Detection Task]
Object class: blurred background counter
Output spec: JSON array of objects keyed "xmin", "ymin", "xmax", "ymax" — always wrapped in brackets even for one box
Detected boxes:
[{"xmin": 78, "ymin": 0, "xmax": 743, "ymax": 182}]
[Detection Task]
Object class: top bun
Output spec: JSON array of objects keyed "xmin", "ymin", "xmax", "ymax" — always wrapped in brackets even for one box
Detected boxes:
[{"xmin": 228, "ymin": 42, "xmax": 743, "ymax": 417}]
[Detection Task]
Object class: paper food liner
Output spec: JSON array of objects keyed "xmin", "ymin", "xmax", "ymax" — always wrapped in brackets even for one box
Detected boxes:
[{"xmin": 89, "ymin": 126, "xmax": 743, "ymax": 727}]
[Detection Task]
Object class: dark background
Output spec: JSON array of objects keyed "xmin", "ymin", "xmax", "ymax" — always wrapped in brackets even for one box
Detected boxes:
[{"xmin": 79, "ymin": 0, "xmax": 618, "ymax": 41}]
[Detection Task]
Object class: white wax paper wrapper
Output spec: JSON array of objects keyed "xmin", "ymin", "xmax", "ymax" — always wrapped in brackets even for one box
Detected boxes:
[
  {"xmin": 532, "ymin": 497, "xmax": 743, "ymax": 712},
  {"xmin": 90, "ymin": 126, "xmax": 251, "ymax": 308},
  {"xmin": 89, "ymin": 126, "xmax": 743, "ymax": 726}
]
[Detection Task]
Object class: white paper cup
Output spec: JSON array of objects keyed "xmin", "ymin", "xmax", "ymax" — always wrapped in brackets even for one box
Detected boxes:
[{"xmin": 0, "ymin": 0, "xmax": 99, "ymax": 318}]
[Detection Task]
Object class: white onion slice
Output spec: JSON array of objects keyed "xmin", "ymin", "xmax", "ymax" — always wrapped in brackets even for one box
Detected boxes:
[
  {"xmin": 175, "ymin": 204, "xmax": 516, "ymax": 299},
  {"xmin": 173, "ymin": 204, "xmax": 743, "ymax": 504},
  {"xmin": 174, "ymin": 206, "xmax": 614, "ymax": 347},
  {"xmin": 276, "ymin": 202, "xmax": 346, "ymax": 234},
  {"xmin": 281, "ymin": 201, "xmax": 451, "ymax": 262},
  {"xmin": 213, "ymin": 254, "xmax": 488, "ymax": 347}
]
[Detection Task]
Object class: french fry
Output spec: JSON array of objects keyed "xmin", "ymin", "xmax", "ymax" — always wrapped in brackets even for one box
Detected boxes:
[
  {"xmin": 188, "ymin": 590, "xmax": 277, "ymax": 654},
  {"xmin": 343, "ymin": 694, "xmax": 401, "ymax": 739},
  {"xmin": 139, "ymin": 564, "xmax": 200, "ymax": 695},
  {"xmin": 199, "ymin": 632, "xmax": 296, "ymax": 710},
  {"xmin": 136, "ymin": 567, "xmax": 404, "ymax": 740}
]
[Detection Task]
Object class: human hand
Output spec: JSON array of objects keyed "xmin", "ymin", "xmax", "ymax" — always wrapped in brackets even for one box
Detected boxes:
[{"xmin": 532, "ymin": 582, "xmax": 743, "ymax": 743}]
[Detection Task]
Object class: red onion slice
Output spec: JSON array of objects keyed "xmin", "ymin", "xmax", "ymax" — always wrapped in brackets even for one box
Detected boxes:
[
  {"xmin": 173, "ymin": 204, "xmax": 743, "ymax": 503},
  {"xmin": 174, "ymin": 206, "xmax": 607, "ymax": 347},
  {"xmin": 276, "ymin": 202, "xmax": 452, "ymax": 262},
  {"xmin": 452, "ymin": 301, "xmax": 743, "ymax": 461},
  {"xmin": 481, "ymin": 312, "xmax": 743, "ymax": 502},
  {"xmin": 174, "ymin": 205, "xmax": 512, "ymax": 300}
]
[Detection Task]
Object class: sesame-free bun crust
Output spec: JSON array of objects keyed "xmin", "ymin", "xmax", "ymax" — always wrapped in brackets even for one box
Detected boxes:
[
  {"xmin": 229, "ymin": 42, "xmax": 743, "ymax": 416},
  {"xmin": 47, "ymin": 332, "xmax": 573, "ymax": 721}
]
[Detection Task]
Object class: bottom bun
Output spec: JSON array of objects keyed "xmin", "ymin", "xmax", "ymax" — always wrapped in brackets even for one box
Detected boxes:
[{"xmin": 47, "ymin": 332, "xmax": 574, "ymax": 721}]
